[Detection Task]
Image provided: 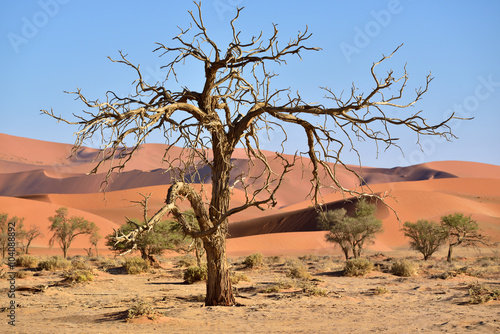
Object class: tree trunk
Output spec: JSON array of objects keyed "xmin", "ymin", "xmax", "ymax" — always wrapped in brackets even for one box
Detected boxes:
[
  {"xmin": 63, "ymin": 243, "xmax": 68, "ymax": 258},
  {"xmin": 203, "ymin": 231, "xmax": 235, "ymax": 306},
  {"xmin": 447, "ymin": 246, "xmax": 453, "ymax": 262},
  {"xmin": 25, "ymin": 240, "xmax": 32, "ymax": 254},
  {"xmin": 202, "ymin": 131, "xmax": 235, "ymax": 306},
  {"xmin": 341, "ymin": 246, "xmax": 349, "ymax": 261}
]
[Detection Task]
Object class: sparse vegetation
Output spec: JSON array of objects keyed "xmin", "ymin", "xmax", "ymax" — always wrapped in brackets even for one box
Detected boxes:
[
  {"xmin": 373, "ymin": 286, "xmax": 389, "ymax": 295},
  {"xmin": 0, "ymin": 213, "xmax": 25, "ymax": 258},
  {"xmin": 123, "ymin": 256, "xmax": 150, "ymax": 274},
  {"xmin": 176, "ymin": 254, "xmax": 198, "ymax": 268},
  {"xmin": 243, "ymin": 252, "xmax": 264, "ymax": 269},
  {"xmin": 402, "ymin": 220, "xmax": 447, "ymax": 260},
  {"xmin": 318, "ymin": 198, "xmax": 383, "ymax": 260},
  {"xmin": 38, "ymin": 256, "xmax": 72, "ymax": 271},
  {"xmin": 71, "ymin": 256, "xmax": 92, "ymax": 270},
  {"xmin": 230, "ymin": 272, "xmax": 250, "ymax": 285},
  {"xmin": 286, "ymin": 258, "xmax": 311, "ymax": 280},
  {"xmin": 468, "ymin": 282, "xmax": 500, "ymax": 304},
  {"xmin": 15, "ymin": 270, "xmax": 31, "ymax": 279},
  {"xmin": 344, "ymin": 258, "xmax": 374, "ymax": 277},
  {"xmin": 107, "ymin": 196, "xmax": 192, "ymax": 265},
  {"xmin": 48, "ymin": 207, "xmax": 99, "ymax": 259},
  {"xmin": 127, "ymin": 300, "xmax": 160, "ymax": 320},
  {"xmin": 19, "ymin": 224, "xmax": 44, "ymax": 255},
  {"xmin": 441, "ymin": 213, "xmax": 490, "ymax": 262},
  {"xmin": 16, "ymin": 254, "xmax": 39, "ymax": 268},
  {"xmin": 262, "ymin": 279, "xmax": 295, "ymax": 293},
  {"xmin": 391, "ymin": 259, "xmax": 418, "ymax": 277},
  {"xmin": 184, "ymin": 265, "xmax": 207, "ymax": 284},
  {"xmin": 64, "ymin": 269, "xmax": 94, "ymax": 283}
]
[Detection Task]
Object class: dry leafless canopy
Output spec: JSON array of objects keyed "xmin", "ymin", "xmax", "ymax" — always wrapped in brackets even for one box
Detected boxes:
[{"xmin": 42, "ymin": 2, "xmax": 459, "ymax": 249}]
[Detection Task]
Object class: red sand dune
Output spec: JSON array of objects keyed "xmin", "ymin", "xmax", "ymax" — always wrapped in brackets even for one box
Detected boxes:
[
  {"xmin": 1, "ymin": 132, "xmax": 498, "ymax": 256},
  {"xmin": 0, "ymin": 196, "xmax": 120, "ymax": 255}
]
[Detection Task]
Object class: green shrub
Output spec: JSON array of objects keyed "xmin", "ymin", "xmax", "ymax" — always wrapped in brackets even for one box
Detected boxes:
[
  {"xmin": 243, "ymin": 252, "xmax": 264, "ymax": 269},
  {"xmin": 38, "ymin": 256, "xmax": 72, "ymax": 271},
  {"xmin": 16, "ymin": 255, "xmax": 39, "ymax": 268},
  {"xmin": 344, "ymin": 258, "xmax": 374, "ymax": 277},
  {"xmin": 391, "ymin": 259, "xmax": 418, "ymax": 277},
  {"xmin": 124, "ymin": 257, "xmax": 149, "ymax": 274},
  {"xmin": 184, "ymin": 265, "xmax": 207, "ymax": 284},
  {"xmin": 64, "ymin": 269, "xmax": 94, "ymax": 283}
]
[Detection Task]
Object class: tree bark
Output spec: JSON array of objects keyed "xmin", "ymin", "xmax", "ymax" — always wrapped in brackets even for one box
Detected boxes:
[
  {"xmin": 203, "ymin": 231, "xmax": 235, "ymax": 306},
  {"xmin": 447, "ymin": 246, "xmax": 453, "ymax": 263}
]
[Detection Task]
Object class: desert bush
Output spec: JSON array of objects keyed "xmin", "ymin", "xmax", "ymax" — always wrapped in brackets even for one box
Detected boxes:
[
  {"xmin": 286, "ymin": 259, "xmax": 311, "ymax": 280},
  {"xmin": 38, "ymin": 256, "xmax": 72, "ymax": 271},
  {"xmin": 71, "ymin": 257, "xmax": 92, "ymax": 270},
  {"xmin": 15, "ymin": 270, "xmax": 31, "ymax": 279},
  {"xmin": 127, "ymin": 300, "xmax": 159, "ymax": 320},
  {"xmin": 344, "ymin": 258, "xmax": 374, "ymax": 277},
  {"xmin": 176, "ymin": 254, "xmax": 198, "ymax": 268},
  {"xmin": 299, "ymin": 254, "xmax": 322, "ymax": 262},
  {"xmin": 123, "ymin": 257, "xmax": 149, "ymax": 274},
  {"xmin": 97, "ymin": 257, "xmax": 123, "ymax": 269},
  {"xmin": 301, "ymin": 282, "xmax": 329, "ymax": 296},
  {"xmin": 391, "ymin": 259, "xmax": 418, "ymax": 277},
  {"xmin": 437, "ymin": 266, "xmax": 468, "ymax": 279},
  {"xmin": 184, "ymin": 265, "xmax": 207, "ymax": 284},
  {"xmin": 262, "ymin": 279, "xmax": 295, "ymax": 293},
  {"xmin": 373, "ymin": 286, "xmax": 389, "ymax": 295},
  {"xmin": 243, "ymin": 252, "xmax": 264, "ymax": 269},
  {"xmin": 64, "ymin": 269, "xmax": 94, "ymax": 283},
  {"xmin": 230, "ymin": 272, "xmax": 250, "ymax": 284},
  {"xmin": 16, "ymin": 255, "xmax": 39, "ymax": 268},
  {"xmin": 468, "ymin": 282, "xmax": 500, "ymax": 304}
]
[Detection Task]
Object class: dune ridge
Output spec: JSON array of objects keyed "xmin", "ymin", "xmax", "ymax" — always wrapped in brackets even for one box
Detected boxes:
[{"xmin": 0, "ymin": 132, "xmax": 498, "ymax": 256}]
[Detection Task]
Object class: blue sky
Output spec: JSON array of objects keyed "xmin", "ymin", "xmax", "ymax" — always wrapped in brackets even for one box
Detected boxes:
[{"xmin": 1, "ymin": 0, "xmax": 499, "ymax": 168}]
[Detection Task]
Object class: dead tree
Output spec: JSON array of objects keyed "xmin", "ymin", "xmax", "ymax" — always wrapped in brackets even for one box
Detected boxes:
[{"xmin": 42, "ymin": 3, "xmax": 459, "ymax": 306}]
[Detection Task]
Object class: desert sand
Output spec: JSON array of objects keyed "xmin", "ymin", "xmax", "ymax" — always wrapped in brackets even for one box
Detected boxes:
[{"xmin": 0, "ymin": 133, "xmax": 499, "ymax": 332}]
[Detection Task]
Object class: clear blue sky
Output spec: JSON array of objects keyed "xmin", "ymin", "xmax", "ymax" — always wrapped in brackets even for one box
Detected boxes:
[{"xmin": 1, "ymin": 0, "xmax": 499, "ymax": 168}]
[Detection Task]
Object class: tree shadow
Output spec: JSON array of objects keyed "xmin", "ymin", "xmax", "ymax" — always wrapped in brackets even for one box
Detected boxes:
[
  {"xmin": 315, "ymin": 270, "xmax": 344, "ymax": 277},
  {"xmin": 94, "ymin": 310, "xmax": 129, "ymax": 323}
]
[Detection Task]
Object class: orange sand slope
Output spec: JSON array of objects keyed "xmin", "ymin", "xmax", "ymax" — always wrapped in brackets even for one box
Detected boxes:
[{"xmin": 0, "ymin": 133, "xmax": 498, "ymax": 256}]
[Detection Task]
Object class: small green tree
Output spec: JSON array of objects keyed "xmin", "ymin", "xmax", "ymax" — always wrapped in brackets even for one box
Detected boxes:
[
  {"xmin": 441, "ymin": 213, "xmax": 490, "ymax": 262},
  {"xmin": 89, "ymin": 231, "xmax": 101, "ymax": 257},
  {"xmin": 402, "ymin": 220, "xmax": 447, "ymax": 260},
  {"xmin": 0, "ymin": 213, "xmax": 25, "ymax": 258},
  {"xmin": 107, "ymin": 218, "xmax": 188, "ymax": 265},
  {"xmin": 106, "ymin": 193, "xmax": 191, "ymax": 265},
  {"xmin": 318, "ymin": 209, "xmax": 351, "ymax": 260},
  {"xmin": 48, "ymin": 207, "xmax": 98, "ymax": 258},
  {"xmin": 19, "ymin": 225, "xmax": 44, "ymax": 254},
  {"xmin": 318, "ymin": 198, "xmax": 383, "ymax": 260}
]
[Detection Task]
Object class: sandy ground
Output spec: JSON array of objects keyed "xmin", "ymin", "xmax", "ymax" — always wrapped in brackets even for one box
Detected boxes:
[{"xmin": 1, "ymin": 252, "xmax": 499, "ymax": 334}]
